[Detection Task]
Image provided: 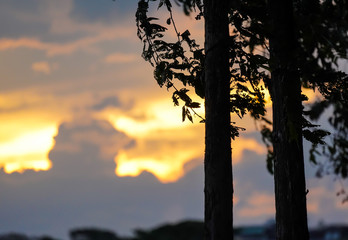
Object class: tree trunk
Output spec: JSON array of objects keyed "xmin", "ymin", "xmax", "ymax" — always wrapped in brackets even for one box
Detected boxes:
[
  {"xmin": 269, "ymin": 0, "xmax": 309, "ymax": 239},
  {"xmin": 203, "ymin": 1, "xmax": 233, "ymax": 240}
]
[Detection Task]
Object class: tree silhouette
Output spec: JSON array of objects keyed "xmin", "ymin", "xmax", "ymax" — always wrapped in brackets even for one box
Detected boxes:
[
  {"xmin": 70, "ymin": 228, "xmax": 120, "ymax": 240},
  {"xmin": 268, "ymin": 0, "xmax": 309, "ymax": 238},
  {"xmin": 135, "ymin": 0, "xmax": 348, "ymax": 239},
  {"xmin": 136, "ymin": 1, "xmax": 268, "ymax": 239}
]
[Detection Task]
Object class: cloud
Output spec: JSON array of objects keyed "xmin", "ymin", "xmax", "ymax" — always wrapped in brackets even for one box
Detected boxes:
[
  {"xmin": 31, "ymin": 61, "xmax": 52, "ymax": 74},
  {"xmin": 0, "ymin": 125, "xmax": 57, "ymax": 173},
  {"xmin": 0, "ymin": 89, "xmax": 111, "ymax": 174},
  {"xmin": 70, "ymin": 0, "xmax": 131, "ymax": 23},
  {"xmin": 306, "ymin": 180, "xmax": 348, "ymax": 215},
  {"xmin": 233, "ymin": 149, "xmax": 275, "ymax": 225},
  {"xmin": 0, "ymin": 118, "xmax": 204, "ymax": 239},
  {"xmin": 0, "ymin": 32, "xmax": 131, "ymax": 56},
  {"xmin": 91, "ymin": 94, "xmax": 268, "ymax": 183},
  {"xmin": 238, "ymin": 192, "xmax": 275, "ymax": 218},
  {"xmin": 91, "ymin": 96, "xmax": 120, "ymax": 111},
  {"xmin": 232, "ymin": 137, "xmax": 266, "ymax": 164},
  {"xmin": 0, "ymin": 0, "xmax": 138, "ymax": 57},
  {"xmin": 96, "ymin": 97, "xmax": 205, "ymax": 183},
  {"xmin": 51, "ymin": 119, "xmax": 132, "ymax": 162},
  {"xmin": 0, "ymin": 37, "xmax": 49, "ymax": 51},
  {"xmin": 0, "ymin": 91, "xmax": 66, "ymax": 174},
  {"xmin": 104, "ymin": 53, "xmax": 138, "ymax": 64}
]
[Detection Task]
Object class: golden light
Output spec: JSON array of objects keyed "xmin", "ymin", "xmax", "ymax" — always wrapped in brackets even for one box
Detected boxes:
[
  {"xmin": 102, "ymin": 85, "xmax": 322, "ymax": 183},
  {"xmin": 115, "ymin": 146, "xmax": 200, "ymax": 183},
  {"xmin": 0, "ymin": 123, "xmax": 58, "ymax": 173},
  {"xmin": 102, "ymin": 99, "xmax": 201, "ymax": 139},
  {"xmin": 96, "ymin": 95, "xmax": 205, "ymax": 183},
  {"xmin": 0, "ymin": 89, "xmax": 86, "ymax": 174},
  {"xmin": 232, "ymin": 137, "xmax": 266, "ymax": 164},
  {"xmin": 97, "ymin": 93, "xmax": 268, "ymax": 183}
]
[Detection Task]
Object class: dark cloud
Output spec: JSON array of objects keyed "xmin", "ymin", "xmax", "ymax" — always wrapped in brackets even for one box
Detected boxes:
[
  {"xmin": 233, "ymin": 150, "xmax": 274, "ymax": 223},
  {"xmin": 234, "ymin": 150, "xmax": 274, "ymax": 193},
  {"xmin": 0, "ymin": 0, "xmax": 50, "ymax": 39},
  {"xmin": 48, "ymin": 119, "xmax": 133, "ymax": 176},
  {"xmin": 70, "ymin": 0, "xmax": 137, "ymax": 23},
  {"xmin": 91, "ymin": 96, "xmax": 120, "ymax": 111}
]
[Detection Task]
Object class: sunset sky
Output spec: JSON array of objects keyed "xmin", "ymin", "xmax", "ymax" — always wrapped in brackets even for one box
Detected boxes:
[{"xmin": 0, "ymin": 1, "xmax": 347, "ymax": 239}]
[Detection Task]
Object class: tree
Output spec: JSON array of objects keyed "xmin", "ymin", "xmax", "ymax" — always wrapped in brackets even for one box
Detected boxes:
[
  {"xmin": 297, "ymin": 0, "xmax": 348, "ymax": 201},
  {"xmin": 203, "ymin": 1, "xmax": 233, "ymax": 239},
  {"xmin": 136, "ymin": 1, "xmax": 235, "ymax": 239},
  {"xmin": 70, "ymin": 228, "xmax": 120, "ymax": 240},
  {"xmin": 249, "ymin": 0, "xmax": 348, "ymax": 238},
  {"xmin": 135, "ymin": 1, "xmax": 269, "ymax": 239},
  {"xmin": 268, "ymin": 0, "xmax": 309, "ymax": 238},
  {"xmin": 134, "ymin": 1, "xmax": 348, "ymax": 240},
  {"xmin": 255, "ymin": 0, "xmax": 348, "ymax": 238},
  {"xmin": 133, "ymin": 220, "xmax": 203, "ymax": 240}
]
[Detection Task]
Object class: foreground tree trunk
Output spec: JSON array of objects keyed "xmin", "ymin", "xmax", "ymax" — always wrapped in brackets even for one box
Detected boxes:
[
  {"xmin": 203, "ymin": 1, "xmax": 233, "ymax": 240},
  {"xmin": 269, "ymin": 0, "xmax": 309, "ymax": 239}
]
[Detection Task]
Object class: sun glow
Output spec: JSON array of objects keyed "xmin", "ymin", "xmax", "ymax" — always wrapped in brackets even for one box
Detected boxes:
[
  {"xmin": 0, "ymin": 125, "xmax": 58, "ymax": 173},
  {"xmin": 115, "ymin": 150, "xmax": 199, "ymax": 183},
  {"xmin": 98, "ymin": 94, "xmax": 268, "ymax": 183},
  {"xmin": 97, "ymin": 96, "xmax": 205, "ymax": 183},
  {"xmin": 103, "ymin": 100, "xmax": 201, "ymax": 138},
  {"xmin": 232, "ymin": 137, "xmax": 266, "ymax": 164}
]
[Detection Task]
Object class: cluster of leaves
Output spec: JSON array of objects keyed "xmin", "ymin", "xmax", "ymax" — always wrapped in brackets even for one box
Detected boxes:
[
  {"xmin": 295, "ymin": 0, "xmax": 348, "ymax": 87},
  {"xmin": 294, "ymin": 0, "xmax": 348, "ymax": 182},
  {"xmin": 135, "ymin": 0, "xmax": 348, "ymax": 187},
  {"xmin": 227, "ymin": 0, "xmax": 277, "ymax": 167},
  {"xmin": 305, "ymin": 75, "xmax": 348, "ymax": 180},
  {"xmin": 223, "ymin": 2, "xmax": 270, "ymax": 139},
  {"xmin": 136, "ymin": 0, "xmax": 270, "ymax": 139},
  {"xmin": 136, "ymin": 0, "xmax": 205, "ymax": 123},
  {"xmin": 227, "ymin": 2, "xmax": 270, "ymax": 120},
  {"xmin": 232, "ymin": 0, "xmax": 348, "ymax": 179}
]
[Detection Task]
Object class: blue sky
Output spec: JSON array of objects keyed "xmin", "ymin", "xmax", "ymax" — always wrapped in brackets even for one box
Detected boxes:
[{"xmin": 0, "ymin": 1, "xmax": 347, "ymax": 239}]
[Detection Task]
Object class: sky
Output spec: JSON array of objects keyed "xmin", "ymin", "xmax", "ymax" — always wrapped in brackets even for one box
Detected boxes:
[{"xmin": 0, "ymin": 1, "xmax": 347, "ymax": 239}]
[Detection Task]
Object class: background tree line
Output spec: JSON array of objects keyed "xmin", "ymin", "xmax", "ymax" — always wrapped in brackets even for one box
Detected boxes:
[{"xmin": 2, "ymin": 220, "xmax": 348, "ymax": 240}]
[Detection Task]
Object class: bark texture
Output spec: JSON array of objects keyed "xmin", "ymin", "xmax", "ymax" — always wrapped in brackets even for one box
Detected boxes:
[
  {"xmin": 203, "ymin": 1, "xmax": 233, "ymax": 240},
  {"xmin": 269, "ymin": 0, "xmax": 309, "ymax": 239}
]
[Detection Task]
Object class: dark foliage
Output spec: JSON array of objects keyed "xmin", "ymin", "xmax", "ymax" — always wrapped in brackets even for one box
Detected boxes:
[
  {"xmin": 70, "ymin": 228, "xmax": 120, "ymax": 240},
  {"xmin": 134, "ymin": 221, "xmax": 203, "ymax": 240},
  {"xmin": 135, "ymin": 0, "xmax": 348, "ymax": 193},
  {"xmin": 136, "ymin": 0, "xmax": 268, "ymax": 139}
]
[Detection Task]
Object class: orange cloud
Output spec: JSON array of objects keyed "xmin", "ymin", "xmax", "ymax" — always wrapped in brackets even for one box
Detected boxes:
[
  {"xmin": 31, "ymin": 61, "xmax": 52, "ymax": 74},
  {"xmin": 96, "ymin": 94, "xmax": 205, "ymax": 183},
  {"xmin": 0, "ymin": 26, "xmax": 133, "ymax": 56},
  {"xmin": 0, "ymin": 123, "xmax": 58, "ymax": 173},
  {"xmin": 0, "ymin": 38, "xmax": 48, "ymax": 51},
  {"xmin": 115, "ymin": 150, "xmax": 199, "ymax": 183},
  {"xmin": 96, "ymin": 91, "xmax": 268, "ymax": 183},
  {"xmin": 0, "ymin": 36, "xmax": 101, "ymax": 56},
  {"xmin": 0, "ymin": 106, "xmax": 63, "ymax": 174},
  {"xmin": 0, "ymin": 90, "xmax": 78, "ymax": 174},
  {"xmin": 306, "ymin": 185, "xmax": 348, "ymax": 213},
  {"xmin": 104, "ymin": 53, "xmax": 138, "ymax": 64},
  {"xmin": 232, "ymin": 137, "xmax": 266, "ymax": 164},
  {"xmin": 238, "ymin": 192, "xmax": 275, "ymax": 218}
]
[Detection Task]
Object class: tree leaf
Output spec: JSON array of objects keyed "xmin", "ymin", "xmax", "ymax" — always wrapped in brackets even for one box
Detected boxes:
[
  {"xmin": 182, "ymin": 106, "xmax": 186, "ymax": 122},
  {"xmin": 186, "ymin": 109, "xmax": 193, "ymax": 123}
]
